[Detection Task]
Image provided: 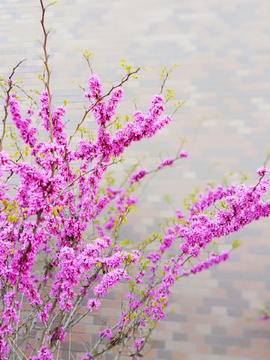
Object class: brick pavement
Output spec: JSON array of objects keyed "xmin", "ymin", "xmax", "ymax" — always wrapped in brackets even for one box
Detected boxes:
[{"xmin": 1, "ymin": 0, "xmax": 270, "ymax": 359}]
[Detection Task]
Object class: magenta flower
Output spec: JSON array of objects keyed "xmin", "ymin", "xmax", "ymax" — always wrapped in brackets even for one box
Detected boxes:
[
  {"xmin": 179, "ymin": 150, "xmax": 188, "ymax": 158},
  {"xmin": 99, "ymin": 328, "xmax": 114, "ymax": 339},
  {"xmin": 87, "ymin": 298, "xmax": 101, "ymax": 312},
  {"xmin": 134, "ymin": 337, "xmax": 145, "ymax": 350},
  {"xmin": 257, "ymin": 167, "xmax": 269, "ymax": 177},
  {"xmin": 157, "ymin": 157, "xmax": 174, "ymax": 169},
  {"xmin": 130, "ymin": 168, "xmax": 148, "ymax": 184}
]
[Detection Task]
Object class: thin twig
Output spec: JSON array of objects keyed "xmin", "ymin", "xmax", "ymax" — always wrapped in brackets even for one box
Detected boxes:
[{"xmin": 0, "ymin": 59, "xmax": 26, "ymax": 150}]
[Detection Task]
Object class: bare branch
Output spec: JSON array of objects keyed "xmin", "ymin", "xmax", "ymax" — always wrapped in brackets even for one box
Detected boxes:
[{"xmin": 0, "ymin": 59, "xmax": 26, "ymax": 151}]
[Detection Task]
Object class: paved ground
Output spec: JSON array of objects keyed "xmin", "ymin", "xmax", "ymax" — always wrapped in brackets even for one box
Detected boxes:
[{"xmin": 1, "ymin": 0, "xmax": 270, "ymax": 359}]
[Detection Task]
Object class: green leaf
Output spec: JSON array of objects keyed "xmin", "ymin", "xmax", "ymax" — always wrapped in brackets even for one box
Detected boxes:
[{"xmin": 232, "ymin": 240, "xmax": 242, "ymax": 249}]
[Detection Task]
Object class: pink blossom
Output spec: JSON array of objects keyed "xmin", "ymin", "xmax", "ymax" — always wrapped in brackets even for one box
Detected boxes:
[
  {"xmin": 1, "ymin": 69, "xmax": 270, "ymax": 360},
  {"xmin": 179, "ymin": 150, "xmax": 188, "ymax": 158},
  {"xmin": 130, "ymin": 168, "xmax": 148, "ymax": 184},
  {"xmin": 134, "ymin": 338, "xmax": 145, "ymax": 350},
  {"xmin": 99, "ymin": 328, "xmax": 114, "ymax": 339},
  {"xmin": 176, "ymin": 209, "xmax": 186, "ymax": 219},
  {"xmin": 87, "ymin": 298, "xmax": 101, "ymax": 312},
  {"xmin": 257, "ymin": 167, "xmax": 269, "ymax": 177},
  {"xmin": 157, "ymin": 157, "xmax": 174, "ymax": 169},
  {"xmin": 8, "ymin": 94, "xmax": 38, "ymax": 148},
  {"xmin": 27, "ymin": 108, "xmax": 35, "ymax": 116},
  {"xmin": 29, "ymin": 345, "xmax": 53, "ymax": 360}
]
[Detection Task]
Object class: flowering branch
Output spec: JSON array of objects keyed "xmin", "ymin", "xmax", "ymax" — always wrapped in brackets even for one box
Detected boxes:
[{"xmin": 0, "ymin": 2, "xmax": 269, "ymax": 360}]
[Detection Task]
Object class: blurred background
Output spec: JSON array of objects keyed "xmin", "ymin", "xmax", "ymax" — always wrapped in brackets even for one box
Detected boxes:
[{"xmin": 1, "ymin": 0, "xmax": 270, "ymax": 359}]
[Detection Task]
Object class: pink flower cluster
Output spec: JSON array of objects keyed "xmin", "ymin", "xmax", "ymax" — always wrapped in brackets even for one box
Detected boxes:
[
  {"xmin": 38, "ymin": 303, "xmax": 53, "ymax": 324},
  {"xmin": 179, "ymin": 150, "xmax": 188, "ymax": 158},
  {"xmin": 94, "ymin": 269, "xmax": 128, "ymax": 296},
  {"xmin": 2, "ymin": 70, "xmax": 270, "ymax": 360},
  {"xmin": 29, "ymin": 345, "xmax": 53, "ymax": 360},
  {"xmin": 134, "ymin": 337, "xmax": 145, "ymax": 350},
  {"xmin": 99, "ymin": 328, "xmax": 114, "ymax": 339},
  {"xmin": 38, "ymin": 90, "xmax": 67, "ymax": 145},
  {"xmin": 183, "ymin": 251, "xmax": 230, "ymax": 276},
  {"xmin": 130, "ymin": 168, "xmax": 148, "ymax": 184},
  {"xmin": 177, "ymin": 178, "xmax": 270, "ymax": 257},
  {"xmin": 9, "ymin": 94, "xmax": 38, "ymax": 148},
  {"xmin": 87, "ymin": 298, "xmax": 101, "ymax": 312},
  {"xmin": 76, "ymin": 77, "xmax": 172, "ymax": 164},
  {"xmin": 157, "ymin": 157, "xmax": 174, "ymax": 169}
]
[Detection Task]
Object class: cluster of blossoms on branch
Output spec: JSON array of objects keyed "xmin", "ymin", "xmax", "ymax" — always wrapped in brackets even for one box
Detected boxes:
[
  {"xmin": 1, "ymin": 25, "xmax": 270, "ymax": 359},
  {"xmin": 0, "ymin": 70, "xmax": 185, "ymax": 359}
]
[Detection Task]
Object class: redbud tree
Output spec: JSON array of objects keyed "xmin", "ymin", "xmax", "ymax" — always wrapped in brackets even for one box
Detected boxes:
[{"xmin": 1, "ymin": 1, "xmax": 270, "ymax": 360}]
